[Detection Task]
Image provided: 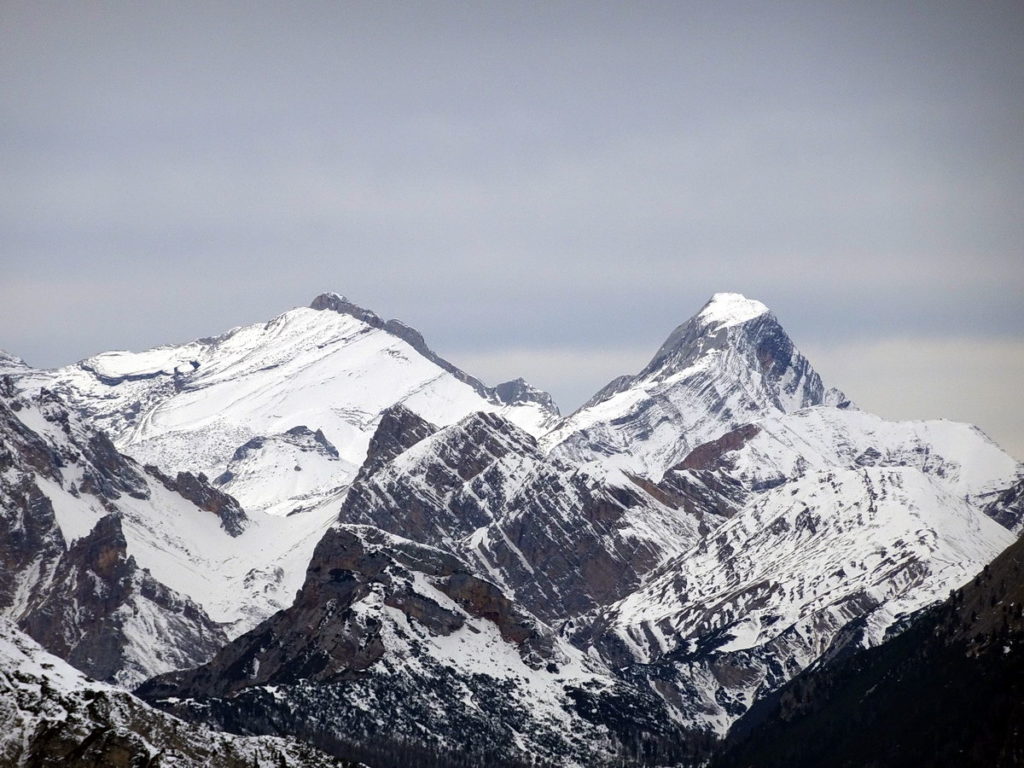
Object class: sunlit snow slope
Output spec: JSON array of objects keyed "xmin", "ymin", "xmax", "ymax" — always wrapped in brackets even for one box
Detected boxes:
[{"xmin": 39, "ymin": 293, "xmax": 558, "ymax": 517}]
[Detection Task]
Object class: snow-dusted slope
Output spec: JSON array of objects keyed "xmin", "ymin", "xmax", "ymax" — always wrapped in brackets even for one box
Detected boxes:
[
  {"xmin": 0, "ymin": 376, "xmax": 337, "ymax": 667},
  {"xmin": 34, "ymin": 293, "xmax": 558, "ymax": 518},
  {"xmin": 577, "ymin": 404, "xmax": 1021, "ymax": 734},
  {"xmin": 0, "ymin": 620, "xmax": 348, "ymax": 767},
  {"xmin": 5, "ymin": 289, "xmax": 1022, "ymax": 763},
  {"xmin": 676, "ymin": 405, "xmax": 1022, "ymax": 511},
  {"xmin": 0, "ymin": 380, "xmax": 235, "ymax": 685},
  {"xmin": 213, "ymin": 426, "xmax": 352, "ymax": 515},
  {"xmin": 544, "ymin": 292, "xmax": 847, "ymax": 480},
  {"xmin": 339, "ymin": 407, "xmax": 702, "ymax": 622}
]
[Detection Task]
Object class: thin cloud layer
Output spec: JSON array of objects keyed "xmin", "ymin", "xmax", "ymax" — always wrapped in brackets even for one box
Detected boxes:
[{"xmin": 1, "ymin": 2, "xmax": 1021, "ymax": 456}]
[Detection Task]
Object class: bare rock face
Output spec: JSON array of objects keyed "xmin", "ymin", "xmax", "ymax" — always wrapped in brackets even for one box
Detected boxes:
[
  {"xmin": 0, "ymin": 380, "xmax": 235, "ymax": 687},
  {"xmin": 0, "ymin": 402, "xmax": 67, "ymax": 614},
  {"xmin": 983, "ymin": 476, "xmax": 1024, "ymax": 534},
  {"xmin": 339, "ymin": 411, "xmax": 703, "ymax": 623},
  {"xmin": 0, "ymin": 384, "xmax": 64, "ymax": 483},
  {"xmin": 138, "ymin": 524, "xmax": 691, "ymax": 767},
  {"xmin": 19, "ymin": 514, "xmax": 228, "ymax": 687},
  {"xmin": 677, "ymin": 423, "xmax": 762, "ymax": 472},
  {"xmin": 145, "ymin": 464, "xmax": 248, "ymax": 536},
  {"xmin": 355, "ymin": 403, "xmax": 437, "ymax": 482},
  {"xmin": 78, "ymin": 429, "xmax": 151, "ymax": 502}
]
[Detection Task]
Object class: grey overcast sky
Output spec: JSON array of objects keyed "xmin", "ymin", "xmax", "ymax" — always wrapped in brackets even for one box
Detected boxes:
[{"xmin": 2, "ymin": 1, "xmax": 1023, "ymax": 458}]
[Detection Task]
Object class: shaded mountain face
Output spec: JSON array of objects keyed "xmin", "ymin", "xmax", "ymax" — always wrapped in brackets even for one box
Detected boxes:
[
  {"xmin": 19, "ymin": 513, "xmax": 226, "ymax": 687},
  {"xmin": 713, "ymin": 532, "xmax": 1024, "ymax": 768},
  {"xmin": 0, "ymin": 620, "xmax": 351, "ymax": 768},
  {"xmin": 0, "ymin": 380, "xmax": 230, "ymax": 686},
  {"xmin": 544, "ymin": 292, "xmax": 847, "ymax": 480},
  {"xmin": 339, "ymin": 408, "xmax": 703, "ymax": 623},
  {"xmin": 139, "ymin": 524, "xmax": 695, "ymax": 768}
]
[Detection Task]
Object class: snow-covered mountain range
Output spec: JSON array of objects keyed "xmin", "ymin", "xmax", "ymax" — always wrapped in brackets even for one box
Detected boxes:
[
  {"xmin": 26, "ymin": 292, "xmax": 558, "ymax": 516},
  {"xmin": 1, "ymin": 290, "xmax": 1020, "ymax": 766}
]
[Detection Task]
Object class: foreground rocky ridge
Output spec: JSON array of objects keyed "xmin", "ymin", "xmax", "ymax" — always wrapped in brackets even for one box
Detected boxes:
[
  {"xmin": 0, "ymin": 620, "xmax": 351, "ymax": 768},
  {"xmin": 339, "ymin": 406, "xmax": 703, "ymax": 624},
  {"xmin": 139, "ymin": 524, "xmax": 700, "ymax": 767}
]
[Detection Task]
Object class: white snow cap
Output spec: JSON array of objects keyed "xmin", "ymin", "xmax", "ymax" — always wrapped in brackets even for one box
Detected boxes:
[{"xmin": 697, "ymin": 292, "xmax": 770, "ymax": 330}]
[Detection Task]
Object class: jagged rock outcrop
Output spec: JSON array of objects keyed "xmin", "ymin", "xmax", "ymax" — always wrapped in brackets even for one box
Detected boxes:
[
  {"xmin": 340, "ymin": 410, "xmax": 702, "ymax": 623},
  {"xmin": 139, "ymin": 524, "xmax": 693, "ymax": 767},
  {"xmin": 0, "ymin": 380, "xmax": 239, "ymax": 685},
  {"xmin": 145, "ymin": 465, "xmax": 247, "ymax": 535},
  {"xmin": 19, "ymin": 514, "xmax": 227, "ymax": 687},
  {"xmin": 354, "ymin": 404, "xmax": 437, "ymax": 482}
]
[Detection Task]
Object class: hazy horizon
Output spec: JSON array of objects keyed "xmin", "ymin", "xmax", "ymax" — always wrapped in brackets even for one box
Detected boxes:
[{"xmin": 2, "ymin": 2, "xmax": 1022, "ymax": 458}]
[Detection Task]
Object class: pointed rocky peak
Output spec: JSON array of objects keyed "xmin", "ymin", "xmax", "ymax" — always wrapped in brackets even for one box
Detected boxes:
[
  {"xmin": 630, "ymin": 291, "xmax": 847, "ymax": 407},
  {"xmin": 695, "ymin": 292, "xmax": 771, "ymax": 330},
  {"xmin": 575, "ymin": 291, "xmax": 838, "ymax": 414},
  {"xmin": 362, "ymin": 409, "xmax": 539, "ymax": 485},
  {"xmin": 307, "ymin": 293, "xmax": 560, "ymax": 423},
  {"xmin": 494, "ymin": 377, "xmax": 560, "ymax": 415},
  {"xmin": 637, "ymin": 292, "xmax": 782, "ymax": 380},
  {"xmin": 357, "ymin": 404, "xmax": 439, "ymax": 481},
  {"xmin": 308, "ymin": 291, "xmax": 348, "ymax": 311},
  {"xmin": 435, "ymin": 411, "xmax": 542, "ymax": 471},
  {"xmin": 308, "ymin": 291, "xmax": 500, "ymax": 400},
  {"xmin": 548, "ymin": 292, "xmax": 849, "ymax": 479}
]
